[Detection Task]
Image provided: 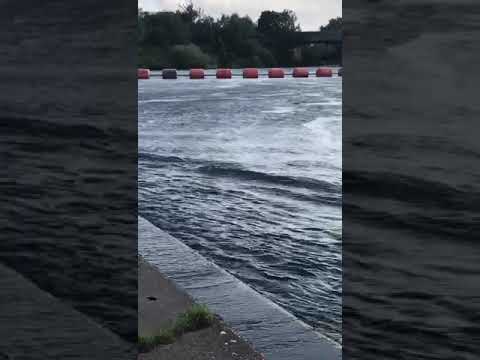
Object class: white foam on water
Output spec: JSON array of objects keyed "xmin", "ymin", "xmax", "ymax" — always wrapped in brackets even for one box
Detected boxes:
[
  {"xmin": 215, "ymin": 82, "xmax": 243, "ymax": 89},
  {"xmin": 138, "ymin": 98, "xmax": 197, "ymax": 103},
  {"xmin": 306, "ymin": 101, "xmax": 342, "ymax": 106},
  {"xmin": 304, "ymin": 92, "xmax": 324, "ymax": 97},
  {"xmin": 304, "ymin": 117, "xmax": 342, "ymax": 155},
  {"xmin": 261, "ymin": 106, "xmax": 295, "ymax": 114},
  {"xmin": 259, "ymin": 91, "xmax": 295, "ymax": 98}
]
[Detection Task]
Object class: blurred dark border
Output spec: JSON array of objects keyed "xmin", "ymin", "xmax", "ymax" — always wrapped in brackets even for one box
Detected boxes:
[
  {"xmin": 0, "ymin": 1, "xmax": 137, "ymax": 358},
  {"xmin": 343, "ymin": 1, "xmax": 480, "ymax": 358}
]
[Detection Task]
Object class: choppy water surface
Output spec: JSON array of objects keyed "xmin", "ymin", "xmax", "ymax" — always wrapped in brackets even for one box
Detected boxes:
[{"xmin": 138, "ymin": 71, "xmax": 342, "ymax": 342}]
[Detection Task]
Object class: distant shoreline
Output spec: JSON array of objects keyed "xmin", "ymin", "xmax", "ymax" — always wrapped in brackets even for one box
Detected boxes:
[{"xmin": 138, "ymin": 7, "xmax": 341, "ymax": 70}]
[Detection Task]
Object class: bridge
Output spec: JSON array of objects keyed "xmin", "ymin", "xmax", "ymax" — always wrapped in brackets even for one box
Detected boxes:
[
  {"xmin": 253, "ymin": 31, "xmax": 342, "ymax": 46},
  {"xmin": 289, "ymin": 31, "xmax": 342, "ymax": 64},
  {"xmin": 291, "ymin": 31, "xmax": 342, "ymax": 45},
  {"xmin": 248, "ymin": 30, "xmax": 342, "ymax": 63}
]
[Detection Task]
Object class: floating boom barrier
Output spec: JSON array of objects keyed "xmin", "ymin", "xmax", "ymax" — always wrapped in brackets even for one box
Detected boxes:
[
  {"xmin": 137, "ymin": 68, "xmax": 150, "ymax": 79},
  {"xmin": 138, "ymin": 67, "xmax": 341, "ymax": 80}
]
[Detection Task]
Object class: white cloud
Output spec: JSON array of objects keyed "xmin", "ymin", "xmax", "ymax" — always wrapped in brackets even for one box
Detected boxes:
[{"xmin": 138, "ymin": 0, "xmax": 341, "ymax": 31}]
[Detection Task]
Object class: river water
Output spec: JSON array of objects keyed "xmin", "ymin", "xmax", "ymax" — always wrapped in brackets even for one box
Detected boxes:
[{"xmin": 138, "ymin": 70, "xmax": 342, "ymax": 343}]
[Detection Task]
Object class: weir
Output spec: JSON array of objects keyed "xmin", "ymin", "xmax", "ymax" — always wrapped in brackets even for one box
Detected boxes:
[{"xmin": 139, "ymin": 216, "xmax": 341, "ymax": 360}]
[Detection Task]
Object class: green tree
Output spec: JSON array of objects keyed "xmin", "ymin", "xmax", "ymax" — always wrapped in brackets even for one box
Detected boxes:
[
  {"xmin": 169, "ymin": 44, "xmax": 212, "ymax": 69},
  {"xmin": 257, "ymin": 10, "xmax": 300, "ymax": 65},
  {"xmin": 142, "ymin": 11, "xmax": 191, "ymax": 47},
  {"xmin": 177, "ymin": 1, "xmax": 202, "ymax": 23},
  {"xmin": 320, "ymin": 17, "xmax": 342, "ymax": 32},
  {"xmin": 257, "ymin": 10, "xmax": 300, "ymax": 35},
  {"xmin": 191, "ymin": 16, "xmax": 218, "ymax": 50},
  {"xmin": 137, "ymin": 5, "xmax": 341, "ymax": 69},
  {"xmin": 217, "ymin": 14, "xmax": 258, "ymax": 65}
]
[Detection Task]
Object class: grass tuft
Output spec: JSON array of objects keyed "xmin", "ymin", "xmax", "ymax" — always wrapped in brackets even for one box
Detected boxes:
[
  {"xmin": 138, "ymin": 304, "xmax": 214, "ymax": 352},
  {"xmin": 174, "ymin": 304, "xmax": 214, "ymax": 335}
]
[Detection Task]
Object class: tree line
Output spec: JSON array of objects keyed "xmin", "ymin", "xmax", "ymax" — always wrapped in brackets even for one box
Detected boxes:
[{"xmin": 138, "ymin": 2, "xmax": 342, "ymax": 69}]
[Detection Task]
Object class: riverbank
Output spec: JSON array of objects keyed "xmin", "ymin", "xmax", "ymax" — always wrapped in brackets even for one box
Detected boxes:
[
  {"xmin": 139, "ymin": 217, "xmax": 341, "ymax": 359},
  {"xmin": 138, "ymin": 257, "xmax": 264, "ymax": 360}
]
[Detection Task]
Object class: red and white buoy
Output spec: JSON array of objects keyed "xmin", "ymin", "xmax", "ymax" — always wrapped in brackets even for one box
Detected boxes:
[
  {"xmin": 137, "ymin": 68, "xmax": 150, "ymax": 79},
  {"xmin": 293, "ymin": 68, "xmax": 309, "ymax": 78},
  {"xmin": 243, "ymin": 68, "xmax": 259, "ymax": 79},
  {"xmin": 190, "ymin": 69, "xmax": 205, "ymax": 79},
  {"xmin": 316, "ymin": 67, "xmax": 333, "ymax": 77},
  {"xmin": 268, "ymin": 68, "xmax": 285, "ymax": 78},
  {"xmin": 216, "ymin": 68, "xmax": 232, "ymax": 79}
]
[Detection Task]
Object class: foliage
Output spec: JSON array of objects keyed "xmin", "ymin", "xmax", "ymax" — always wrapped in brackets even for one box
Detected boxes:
[
  {"xmin": 138, "ymin": 3, "xmax": 341, "ymax": 69},
  {"xmin": 169, "ymin": 44, "xmax": 212, "ymax": 69},
  {"xmin": 174, "ymin": 304, "xmax": 214, "ymax": 334},
  {"xmin": 320, "ymin": 17, "xmax": 343, "ymax": 32},
  {"xmin": 256, "ymin": 10, "xmax": 301, "ymax": 65},
  {"xmin": 138, "ymin": 329, "xmax": 175, "ymax": 352},
  {"xmin": 137, "ymin": 304, "xmax": 214, "ymax": 353},
  {"xmin": 257, "ymin": 9, "xmax": 300, "ymax": 41}
]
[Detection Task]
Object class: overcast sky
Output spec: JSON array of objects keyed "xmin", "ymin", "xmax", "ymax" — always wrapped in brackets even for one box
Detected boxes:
[{"xmin": 138, "ymin": 0, "xmax": 341, "ymax": 31}]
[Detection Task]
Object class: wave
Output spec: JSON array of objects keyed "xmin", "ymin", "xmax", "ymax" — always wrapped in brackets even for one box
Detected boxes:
[
  {"xmin": 198, "ymin": 164, "xmax": 341, "ymax": 193},
  {"xmin": 139, "ymin": 152, "xmax": 341, "ymax": 195},
  {"xmin": 139, "ymin": 152, "xmax": 186, "ymax": 164},
  {"xmin": 253, "ymin": 185, "xmax": 341, "ymax": 207},
  {"xmin": 139, "ymin": 216, "xmax": 341, "ymax": 358},
  {"xmin": 0, "ymin": 116, "xmax": 113, "ymax": 138},
  {"xmin": 344, "ymin": 169, "xmax": 480, "ymax": 241},
  {"xmin": 345, "ymin": 170, "xmax": 479, "ymax": 211}
]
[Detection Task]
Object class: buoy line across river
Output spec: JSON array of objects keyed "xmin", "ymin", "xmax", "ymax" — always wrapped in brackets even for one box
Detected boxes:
[{"xmin": 138, "ymin": 67, "xmax": 341, "ymax": 79}]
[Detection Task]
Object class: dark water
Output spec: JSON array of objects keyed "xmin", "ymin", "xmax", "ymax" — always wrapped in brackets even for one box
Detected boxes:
[
  {"xmin": 343, "ymin": 2, "xmax": 480, "ymax": 358},
  {"xmin": 138, "ymin": 72, "xmax": 342, "ymax": 343},
  {"xmin": 0, "ymin": 117, "xmax": 137, "ymax": 341},
  {"xmin": 1, "ymin": 1, "xmax": 137, "ymax": 346}
]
